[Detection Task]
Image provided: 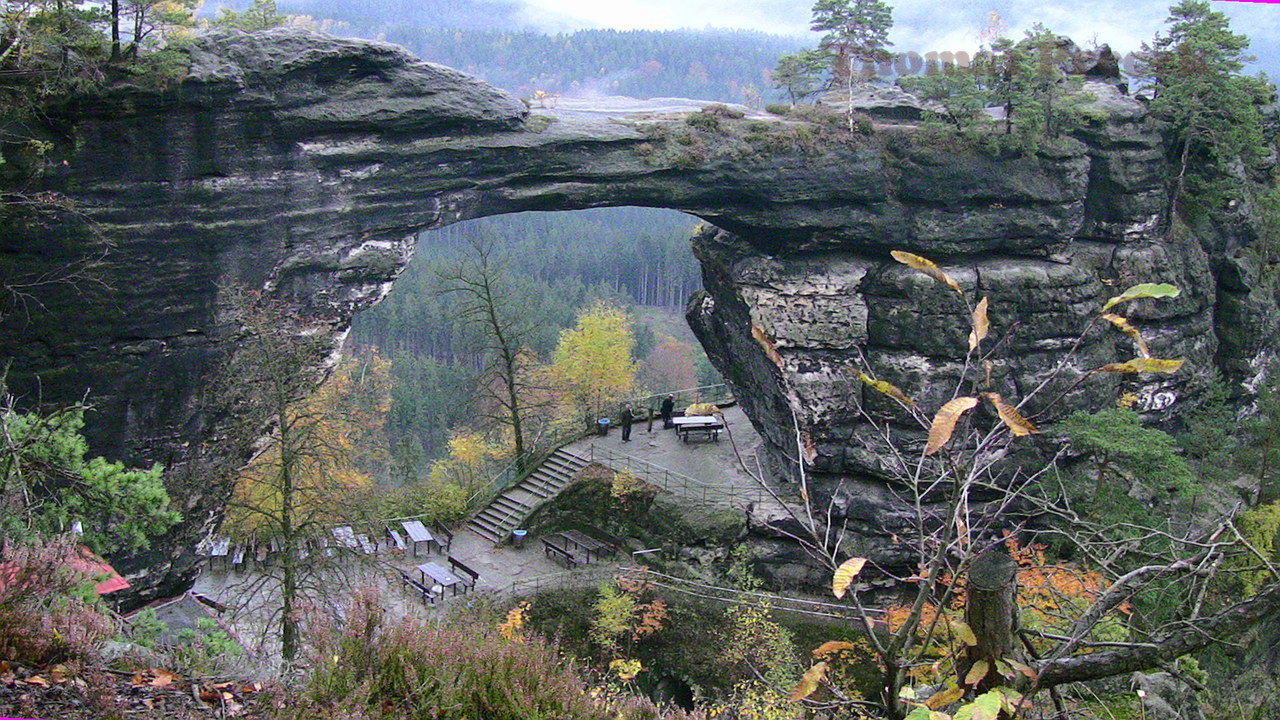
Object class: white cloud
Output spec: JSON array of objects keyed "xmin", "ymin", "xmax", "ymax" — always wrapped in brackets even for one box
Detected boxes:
[
  {"xmin": 519, "ymin": 0, "xmax": 811, "ymax": 34},
  {"xmin": 519, "ymin": 0, "xmax": 1273, "ymax": 51}
]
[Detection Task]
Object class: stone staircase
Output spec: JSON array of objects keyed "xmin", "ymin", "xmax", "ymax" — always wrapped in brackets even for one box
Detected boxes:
[{"xmin": 467, "ymin": 448, "xmax": 591, "ymax": 544}]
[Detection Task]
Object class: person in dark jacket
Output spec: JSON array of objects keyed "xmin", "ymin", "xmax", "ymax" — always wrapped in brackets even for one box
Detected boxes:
[
  {"xmin": 620, "ymin": 403, "xmax": 635, "ymax": 442},
  {"xmin": 660, "ymin": 394, "xmax": 675, "ymax": 429}
]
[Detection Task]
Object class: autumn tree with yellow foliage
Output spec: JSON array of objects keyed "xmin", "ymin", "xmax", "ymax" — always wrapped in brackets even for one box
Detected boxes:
[
  {"xmin": 217, "ymin": 292, "xmax": 390, "ymax": 663},
  {"xmin": 549, "ymin": 302, "xmax": 638, "ymax": 429}
]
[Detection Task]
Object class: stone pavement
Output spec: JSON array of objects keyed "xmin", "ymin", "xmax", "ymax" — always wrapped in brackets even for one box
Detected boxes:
[
  {"xmin": 563, "ymin": 404, "xmax": 766, "ymax": 498},
  {"xmin": 190, "ymin": 403, "xmax": 772, "ymax": 651}
]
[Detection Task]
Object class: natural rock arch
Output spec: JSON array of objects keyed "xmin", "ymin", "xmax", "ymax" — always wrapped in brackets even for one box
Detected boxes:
[{"xmin": 2, "ymin": 29, "xmax": 1274, "ymax": 604}]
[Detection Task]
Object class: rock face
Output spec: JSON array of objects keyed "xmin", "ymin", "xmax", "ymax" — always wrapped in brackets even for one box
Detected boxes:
[{"xmin": 1, "ymin": 30, "xmax": 1275, "ymax": 604}]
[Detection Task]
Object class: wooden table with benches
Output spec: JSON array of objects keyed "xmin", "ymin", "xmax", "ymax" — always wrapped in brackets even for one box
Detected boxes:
[
  {"xmin": 672, "ymin": 415, "xmax": 724, "ymax": 442},
  {"xmin": 401, "ymin": 520, "xmax": 434, "ymax": 557},
  {"xmin": 417, "ymin": 561, "xmax": 463, "ymax": 595},
  {"xmin": 541, "ymin": 535, "xmax": 589, "ymax": 567},
  {"xmin": 558, "ymin": 530, "xmax": 612, "ymax": 562}
]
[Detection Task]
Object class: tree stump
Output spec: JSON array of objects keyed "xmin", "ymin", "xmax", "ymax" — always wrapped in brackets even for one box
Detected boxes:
[{"xmin": 961, "ymin": 543, "xmax": 1018, "ymax": 693}]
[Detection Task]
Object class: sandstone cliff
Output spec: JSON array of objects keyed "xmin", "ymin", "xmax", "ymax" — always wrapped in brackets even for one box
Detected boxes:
[{"xmin": 1, "ymin": 28, "xmax": 1275, "ymax": 603}]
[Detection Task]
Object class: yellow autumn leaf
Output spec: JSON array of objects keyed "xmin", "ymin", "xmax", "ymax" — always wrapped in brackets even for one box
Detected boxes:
[
  {"xmin": 925, "ymin": 396, "xmax": 979, "ymax": 456},
  {"xmin": 964, "ymin": 660, "xmax": 990, "ymax": 687},
  {"xmin": 1102, "ymin": 282, "xmax": 1180, "ymax": 312},
  {"xmin": 1101, "ymin": 312, "xmax": 1151, "ymax": 358},
  {"xmin": 999, "ymin": 687, "xmax": 1027, "ymax": 715},
  {"xmin": 951, "ymin": 619, "xmax": 978, "ymax": 646},
  {"xmin": 832, "ymin": 557, "xmax": 868, "ymax": 599},
  {"xmin": 968, "ymin": 297, "xmax": 989, "ymax": 352},
  {"xmin": 857, "ymin": 372, "xmax": 917, "ymax": 408},
  {"xmin": 925, "ymin": 685, "xmax": 965, "ymax": 710},
  {"xmin": 982, "ymin": 393, "xmax": 1038, "ymax": 436},
  {"xmin": 788, "ymin": 661, "xmax": 829, "ymax": 702},
  {"xmin": 751, "ymin": 324, "xmax": 784, "ymax": 370},
  {"xmin": 890, "ymin": 250, "xmax": 962, "ymax": 293},
  {"xmin": 1097, "ymin": 358, "xmax": 1184, "ymax": 374},
  {"xmin": 1006, "ymin": 659, "xmax": 1038, "ymax": 680},
  {"xmin": 609, "ymin": 658, "xmax": 643, "ymax": 681},
  {"xmin": 812, "ymin": 641, "xmax": 857, "ymax": 657}
]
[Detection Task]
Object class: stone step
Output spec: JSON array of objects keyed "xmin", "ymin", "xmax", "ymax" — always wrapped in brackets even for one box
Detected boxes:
[
  {"xmin": 468, "ymin": 521, "xmax": 502, "ymax": 543},
  {"xmin": 467, "ymin": 448, "xmax": 591, "ymax": 546}
]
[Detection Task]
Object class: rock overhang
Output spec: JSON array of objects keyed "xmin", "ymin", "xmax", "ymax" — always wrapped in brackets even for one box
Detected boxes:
[{"xmin": 1, "ymin": 28, "xmax": 1274, "ymax": 603}]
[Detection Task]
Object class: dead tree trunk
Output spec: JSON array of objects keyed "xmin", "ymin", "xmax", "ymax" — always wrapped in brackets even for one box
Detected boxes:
[{"xmin": 960, "ymin": 544, "xmax": 1018, "ymax": 693}]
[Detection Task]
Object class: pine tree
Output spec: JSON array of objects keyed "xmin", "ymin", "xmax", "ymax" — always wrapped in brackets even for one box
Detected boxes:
[
  {"xmin": 1137, "ymin": 0, "xmax": 1270, "ymax": 219},
  {"xmin": 809, "ymin": 0, "xmax": 894, "ymax": 83}
]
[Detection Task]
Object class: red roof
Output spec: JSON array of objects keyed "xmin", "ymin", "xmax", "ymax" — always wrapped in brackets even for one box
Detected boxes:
[
  {"xmin": 70, "ymin": 545, "xmax": 131, "ymax": 595},
  {"xmin": 0, "ymin": 544, "xmax": 130, "ymax": 596}
]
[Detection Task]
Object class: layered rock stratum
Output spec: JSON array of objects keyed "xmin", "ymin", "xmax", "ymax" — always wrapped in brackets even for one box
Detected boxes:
[{"xmin": 1, "ymin": 29, "xmax": 1275, "ymax": 603}]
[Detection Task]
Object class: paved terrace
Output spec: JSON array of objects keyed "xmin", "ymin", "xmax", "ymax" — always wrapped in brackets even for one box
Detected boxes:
[{"xmin": 192, "ymin": 406, "xmax": 770, "ymax": 651}]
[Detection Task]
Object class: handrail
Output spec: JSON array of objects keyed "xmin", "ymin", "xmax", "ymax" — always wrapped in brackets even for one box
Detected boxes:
[
  {"xmin": 617, "ymin": 567, "xmax": 881, "ymax": 618},
  {"xmin": 466, "ymin": 422, "xmax": 592, "ymax": 508},
  {"xmin": 623, "ymin": 383, "xmax": 734, "ymax": 411},
  {"xmin": 585, "ymin": 443, "xmax": 767, "ymax": 510}
]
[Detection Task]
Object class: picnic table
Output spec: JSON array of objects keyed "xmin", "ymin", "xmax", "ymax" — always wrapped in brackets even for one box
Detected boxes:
[
  {"xmin": 417, "ymin": 561, "xmax": 463, "ymax": 595},
  {"xmin": 559, "ymin": 530, "xmax": 611, "ymax": 562},
  {"xmin": 332, "ymin": 526, "xmax": 360, "ymax": 552},
  {"xmin": 672, "ymin": 415, "xmax": 724, "ymax": 442},
  {"xmin": 402, "ymin": 520, "xmax": 434, "ymax": 557},
  {"xmin": 210, "ymin": 537, "xmax": 230, "ymax": 568}
]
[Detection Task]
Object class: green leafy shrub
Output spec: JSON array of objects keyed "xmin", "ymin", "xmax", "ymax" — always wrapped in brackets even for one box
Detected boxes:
[
  {"xmin": 1, "ymin": 394, "xmax": 179, "ymax": 554},
  {"xmin": 1061, "ymin": 408, "xmax": 1197, "ymax": 495},
  {"xmin": 685, "ymin": 113, "xmax": 721, "ymax": 132}
]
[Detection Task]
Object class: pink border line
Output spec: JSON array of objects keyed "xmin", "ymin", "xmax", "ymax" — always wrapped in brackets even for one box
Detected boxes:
[{"xmin": 1218, "ymin": 0, "xmax": 1280, "ymax": 4}]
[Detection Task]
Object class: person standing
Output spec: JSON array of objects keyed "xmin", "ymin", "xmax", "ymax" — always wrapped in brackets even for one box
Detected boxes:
[
  {"xmin": 660, "ymin": 394, "xmax": 675, "ymax": 429},
  {"xmin": 620, "ymin": 403, "xmax": 634, "ymax": 442}
]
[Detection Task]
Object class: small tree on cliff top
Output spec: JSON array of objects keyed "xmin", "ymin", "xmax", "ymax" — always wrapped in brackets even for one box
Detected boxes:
[
  {"xmin": 743, "ymin": 252, "xmax": 1280, "ymax": 719},
  {"xmin": 1137, "ymin": 0, "xmax": 1270, "ymax": 219},
  {"xmin": 811, "ymin": 0, "xmax": 894, "ymax": 82}
]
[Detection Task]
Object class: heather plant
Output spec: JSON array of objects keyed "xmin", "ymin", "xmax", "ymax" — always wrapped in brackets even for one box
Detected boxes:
[
  {"xmin": 0, "ymin": 537, "xmax": 117, "ymax": 665},
  {"xmin": 285, "ymin": 587, "xmax": 701, "ymax": 720}
]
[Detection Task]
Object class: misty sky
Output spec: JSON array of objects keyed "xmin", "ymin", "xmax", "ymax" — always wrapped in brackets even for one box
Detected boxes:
[{"xmin": 518, "ymin": 0, "xmax": 1280, "ymax": 70}]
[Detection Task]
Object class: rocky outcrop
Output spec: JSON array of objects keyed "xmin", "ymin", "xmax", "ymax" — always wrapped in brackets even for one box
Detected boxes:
[{"xmin": 1, "ymin": 29, "xmax": 1275, "ymax": 604}]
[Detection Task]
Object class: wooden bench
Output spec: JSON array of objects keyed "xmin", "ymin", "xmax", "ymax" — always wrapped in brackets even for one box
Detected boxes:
[
  {"xmin": 447, "ymin": 556, "xmax": 479, "ymax": 593},
  {"xmin": 432, "ymin": 522, "xmax": 454, "ymax": 554},
  {"xmin": 385, "ymin": 527, "xmax": 407, "ymax": 553},
  {"xmin": 399, "ymin": 570, "xmax": 441, "ymax": 606},
  {"xmin": 541, "ymin": 537, "xmax": 587, "ymax": 568}
]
